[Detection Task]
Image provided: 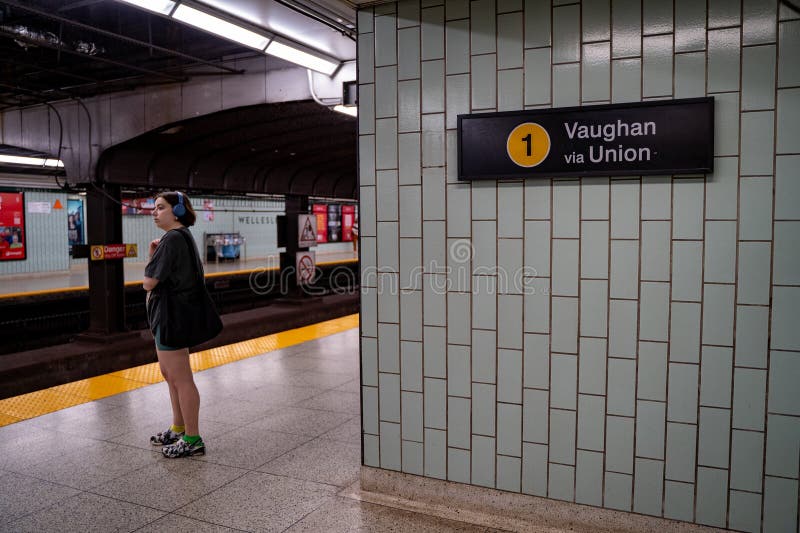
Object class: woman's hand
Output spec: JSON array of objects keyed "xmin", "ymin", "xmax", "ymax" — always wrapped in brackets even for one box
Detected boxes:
[{"xmin": 148, "ymin": 238, "xmax": 160, "ymax": 258}]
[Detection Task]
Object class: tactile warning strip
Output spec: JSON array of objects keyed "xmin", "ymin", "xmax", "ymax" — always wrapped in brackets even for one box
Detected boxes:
[{"xmin": 0, "ymin": 314, "xmax": 359, "ymax": 427}]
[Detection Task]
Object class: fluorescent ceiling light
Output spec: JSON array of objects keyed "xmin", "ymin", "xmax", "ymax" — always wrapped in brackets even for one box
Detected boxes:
[
  {"xmin": 333, "ymin": 105, "xmax": 357, "ymax": 117},
  {"xmin": 266, "ymin": 40, "xmax": 339, "ymax": 76},
  {"xmin": 172, "ymin": 4, "xmax": 270, "ymax": 50},
  {"xmin": 117, "ymin": 0, "xmax": 176, "ymax": 15},
  {"xmin": 0, "ymin": 154, "xmax": 64, "ymax": 167}
]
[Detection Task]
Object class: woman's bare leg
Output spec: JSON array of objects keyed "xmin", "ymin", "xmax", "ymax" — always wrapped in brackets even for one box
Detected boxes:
[{"xmin": 156, "ymin": 347, "xmax": 199, "ymax": 435}]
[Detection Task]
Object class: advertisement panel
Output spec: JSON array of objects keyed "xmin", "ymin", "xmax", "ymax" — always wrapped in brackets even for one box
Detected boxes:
[
  {"xmin": 327, "ymin": 204, "xmax": 342, "ymax": 242},
  {"xmin": 0, "ymin": 192, "xmax": 25, "ymax": 261},
  {"xmin": 313, "ymin": 204, "xmax": 328, "ymax": 243},
  {"xmin": 121, "ymin": 197, "xmax": 155, "ymax": 215},
  {"xmin": 67, "ymin": 198, "xmax": 85, "ymax": 252},
  {"xmin": 341, "ymin": 205, "xmax": 355, "ymax": 242}
]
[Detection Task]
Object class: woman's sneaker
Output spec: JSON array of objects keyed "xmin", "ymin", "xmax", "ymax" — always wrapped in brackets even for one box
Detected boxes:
[
  {"xmin": 150, "ymin": 428, "xmax": 184, "ymax": 446},
  {"xmin": 162, "ymin": 438, "xmax": 205, "ymax": 458}
]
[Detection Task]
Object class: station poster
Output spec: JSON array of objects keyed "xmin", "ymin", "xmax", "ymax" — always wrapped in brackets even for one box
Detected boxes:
[
  {"xmin": 121, "ymin": 197, "xmax": 155, "ymax": 215},
  {"xmin": 341, "ymin": 205, "xmax": 355, "ymax": 242},
  {"xmin": 67, "ymin": 198, "xmax": 85, "ymax": 252},
  {"xmin": 312, "ymin": 204, "xmax": 328, "ymax": 243},
  {"xmin": 0, "ymin": 192, "xmax": 26, "ymax": 261},
  {"xmin": 327, "ymin": 204, "xmax": 342, "ymax": 242}
]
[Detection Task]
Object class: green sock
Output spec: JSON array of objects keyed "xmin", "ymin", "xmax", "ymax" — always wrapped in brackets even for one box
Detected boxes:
[
  {"xmin": 170, "ymin": 424, "xmax": 185, "ymax": 434},
  {"xmin": 182, "ymin": 434, "xmax": 202, "ymax": 445}
]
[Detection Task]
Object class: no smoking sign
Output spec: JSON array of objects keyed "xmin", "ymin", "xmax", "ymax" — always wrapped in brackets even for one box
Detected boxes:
[{"xmin": 295, "ymin": 251, "xmax": 316, "ymax": 285}]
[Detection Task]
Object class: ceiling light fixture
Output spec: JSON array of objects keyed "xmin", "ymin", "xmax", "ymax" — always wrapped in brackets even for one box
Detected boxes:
[
  {"xmin": 117, "ymin": 0, "xmax": 342, "ymax": 76},
  {"xmin": 172, "ymin": 4, "xmax": 270, "ymax": 50},
  {"xmin": 0, "ymin": 154, "xmax": 64, "ymax": 167},
  {"xmin": 117, "ymin": 0, "xmax": 176, "ymax": 15},
  {"xmin": 333, "ymin": 105, "xmax": 357, "ymax": 117},
  {"xmin": 265, "ymin": 39, "xmax": 339, "ymax": 76}
]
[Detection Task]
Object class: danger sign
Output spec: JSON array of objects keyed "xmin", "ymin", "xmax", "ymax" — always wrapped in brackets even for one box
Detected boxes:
[
  {"xmin": 296, "ymin": 251, "xmax": 316, "ymax": 284},
  {"xmin": 298, "ymin": 214, "xmax": 317, "ymax": 248},
  {"xmin": 90, "ymin": 243, "xmax": 139, "ymax": 261}
]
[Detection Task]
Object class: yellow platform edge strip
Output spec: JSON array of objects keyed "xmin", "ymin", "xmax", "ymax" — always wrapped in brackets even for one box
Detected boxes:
[{"xmin": 0, "ymin": 314, "xmax": 359, "ymax": 428}]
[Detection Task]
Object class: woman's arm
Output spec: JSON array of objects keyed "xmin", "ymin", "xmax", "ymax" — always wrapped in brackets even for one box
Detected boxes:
[
  {"xmin": 143, "ymin": 276, "xmax": 159, "ymax": 291},
  {"xmin": 143, "ymin": 238, "xmax": 162, "ymax": 291}
]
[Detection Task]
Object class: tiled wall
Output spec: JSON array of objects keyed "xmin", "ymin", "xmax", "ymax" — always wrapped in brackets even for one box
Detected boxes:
[
  {"xmin": 0, "ymin": 190, "xmax": 70, "ymax": 275},
  {"xmin": 357, "ymin": 0, "xmax": 800, "ymax": 531},
  {"xmin": 0, "ymin": 193, "xmax": 350, "ymax": 275}
]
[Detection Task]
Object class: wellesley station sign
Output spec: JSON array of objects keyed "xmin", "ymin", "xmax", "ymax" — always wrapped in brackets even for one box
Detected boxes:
[{"xmin": 458, "ymin": 97, "xmax": 714, "ymax": 180}]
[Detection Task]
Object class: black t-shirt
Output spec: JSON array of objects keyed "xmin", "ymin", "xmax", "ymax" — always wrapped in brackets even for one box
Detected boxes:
[{"xmin": 145, "ymin": 227, "xmax": 202, "ymax": 330}]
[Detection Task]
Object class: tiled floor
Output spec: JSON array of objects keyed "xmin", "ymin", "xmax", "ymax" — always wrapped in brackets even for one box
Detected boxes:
[{"xmin": 0, "ymin": 327, "xmax": 503, "ymax": 532}]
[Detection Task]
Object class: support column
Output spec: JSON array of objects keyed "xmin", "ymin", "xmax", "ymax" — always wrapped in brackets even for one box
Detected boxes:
[
  {"xmin": 280, "ymin": 194, "xmax": 310, "ymax": 297},
  {"xmin": 86, "ymin": 182, "xmax": 126, "ymax": 334}
]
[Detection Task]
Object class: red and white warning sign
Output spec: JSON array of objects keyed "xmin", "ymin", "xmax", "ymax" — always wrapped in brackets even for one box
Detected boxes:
[
  {"xmin": 295, "ymin": 251, "xmax": 316, "ymax": 284},
  {"xmin": 298, "ymin": 214, "xmax": 317, "ymax": 248}
]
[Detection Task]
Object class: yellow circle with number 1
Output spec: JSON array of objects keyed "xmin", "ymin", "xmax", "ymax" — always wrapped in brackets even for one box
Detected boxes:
[{"xmin": 506, "ymin": 122, "xmax": 551, "ymax": 168}]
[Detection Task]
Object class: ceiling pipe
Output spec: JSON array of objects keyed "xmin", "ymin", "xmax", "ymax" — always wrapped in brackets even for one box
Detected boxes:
[
  {"xmin": 272, "ymin": 0, "xmax": 356, "ymax": 41},
  {"xmin": 0, "ymin": 27, "xmax": 186, "ymax": 81},
  {"xmin": 0, "ymin": 0, "xmax": 244, "ymax": 74}
]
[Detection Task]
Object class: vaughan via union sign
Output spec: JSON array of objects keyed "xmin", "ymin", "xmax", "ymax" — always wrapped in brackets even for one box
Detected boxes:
[{"xmin": 458, "ymin": 97, "xmax": 714, "ymax": 180}]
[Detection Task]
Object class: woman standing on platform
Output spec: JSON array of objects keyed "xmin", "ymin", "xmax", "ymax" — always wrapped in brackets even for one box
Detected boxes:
[{"xmin": 143, "ymin": 191, "xmax": 206, "ymax": 458}]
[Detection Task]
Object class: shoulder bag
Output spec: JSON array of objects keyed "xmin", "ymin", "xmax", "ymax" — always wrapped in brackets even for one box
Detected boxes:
[{"xmin": 159, "ymin": 229, "xmax": 223, "ymax": 348}]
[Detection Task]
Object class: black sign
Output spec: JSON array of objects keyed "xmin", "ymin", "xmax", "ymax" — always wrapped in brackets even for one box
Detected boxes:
[{"xmin": 458, "ymin": 97, "xmax": 714, "ymax": 180}]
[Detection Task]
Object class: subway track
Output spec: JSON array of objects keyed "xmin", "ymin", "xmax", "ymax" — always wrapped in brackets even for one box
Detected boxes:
[{"xmin": 1, "ymin": 260, "xmax": 359, "ymax": 356}]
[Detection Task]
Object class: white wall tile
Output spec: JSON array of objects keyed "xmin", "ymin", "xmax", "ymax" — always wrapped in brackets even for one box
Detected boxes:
[
  {"xmin": 641, "ymin": 221, "xmax": 671, "ymax": 282},
  {"xmin": 609, "ymin": 299, "xmax": 639, "ymax": 358},
  {"xmin": 640, "ymin": 282, "xmax": 670, "ymax": 342},
  {"xmin": 740, "ymin": 177, "xmax": 774, "ymax": 240},
  {"xmin": 706, "ymin": 157, "xmax": 739, "ymax": 219},
  {"xmin": 374, "ymin": 14, "xmax": 397, "ymax": 66},
  {"xmin": 471, "ymin": 55, "xmax": 497, "ymax": 110},
  {"xmin": 552, "ymin": 297, "xmax": 579, "ymax": 354},
  {"xmin": 737, "ymin": 242, "xmax": 771, "ymax": 305},
  {"xmin": 498, "ymin": 12, "xmax": 524, "ymax": 70},
  {"xmin": 580, "ymin": 280, "xmax": 609, "ymax": 338},
  {"xmin": 422, "ymin": 6, "xmax": 445, "ymax": 60},
  {"xmin": 498, "ymin": 183, "xmax": 524, "ymax": 238},
  {"xmin": 702, "ymin": 284, "xmax": 735, "ymax": 346},
  {"xmin": 525, "ymin": 180, "xmax": 551, "ymax": 219},
  {"xmin": 398, "ymin": 27, "xmax": 421, "ymax": 79},
  {"xmin": 704, "ymin": 221, "xmax": 737, "ymax": 283},
  {"xmin": 670, "ymin": 302, "xmax": 702, "ymax": 363},
  {"xmin": 582, "ymin": 177, "xmax": 610, "ymax": 220},
  {"xmin": 552, "ymin": 239, "xmax": 579, "ymax": 296},
  {"xmin": 672, "ymin": 241, "xmax": 703, "ymax": 302},
  {"xmin": 399, "ymin": 133, "xmax": 422, "ymax": 185},
  {"xmin": 446, "ymin": 19, "xmax": 470, "ymax": 74},
  {"xmin": 611, "ymin": 180, "xmax": 640, "ymax": 239},
  {"xmin": 524, "ymin": 48, "xmax": 552, "ymax": 107},
  {"xmin": 422, "ymin": 113, "xmax": 446, "ymax": 167},
  {"xmin": 398, "ymin": 80, "xmax": 421, "ymax": 133},
  {"xmin": 610, "ymin": 240, "xmax": 639, "ymax": 299},
  {"xmin": 422, "ymin": 61, "xmax": 445, "ymax": 114},
  {"xmin": 423, "ymin": 167, "xmax": 446, "ymax": 221},
  {"xmin": 735, "ymin": 305, "xmax": 769, "ymax": 368},
  {"xmin": 446, "ymin": 183, "xmax": 471, "ymax": 238},
  {"xmin": 553, "ymin": 180, "xmax": 580, "ymax": 238},
  {"xmin": 673, "ymin": 179, "xmax": 705, "ymax": 239},
  {"xmin": 581, "ymin": 222, "xmax": 610, "ymax": 279},
  {"xmin": 498, "ymin": 69, "xmax": 524, "ymax": 112}
]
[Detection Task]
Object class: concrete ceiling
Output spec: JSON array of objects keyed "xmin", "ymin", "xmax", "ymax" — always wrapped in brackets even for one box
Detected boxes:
[
  {"xmin": 97, "ymin": 99, "xmax": 358, "ymax": 198},
  {"xmin": 0, "ymin": 0, "xmax": 357, "ymax": 110}
]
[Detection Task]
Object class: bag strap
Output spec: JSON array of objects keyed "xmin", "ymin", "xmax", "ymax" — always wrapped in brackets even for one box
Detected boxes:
[{"xmin": 173, "ymin": 228, "xmax": 205, "ymax": 284}]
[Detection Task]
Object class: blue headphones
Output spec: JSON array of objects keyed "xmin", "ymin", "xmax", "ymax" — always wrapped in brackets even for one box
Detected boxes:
[{"xmin": 173, "ymin": 191, "xmax": 186, "ymax": 218}]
